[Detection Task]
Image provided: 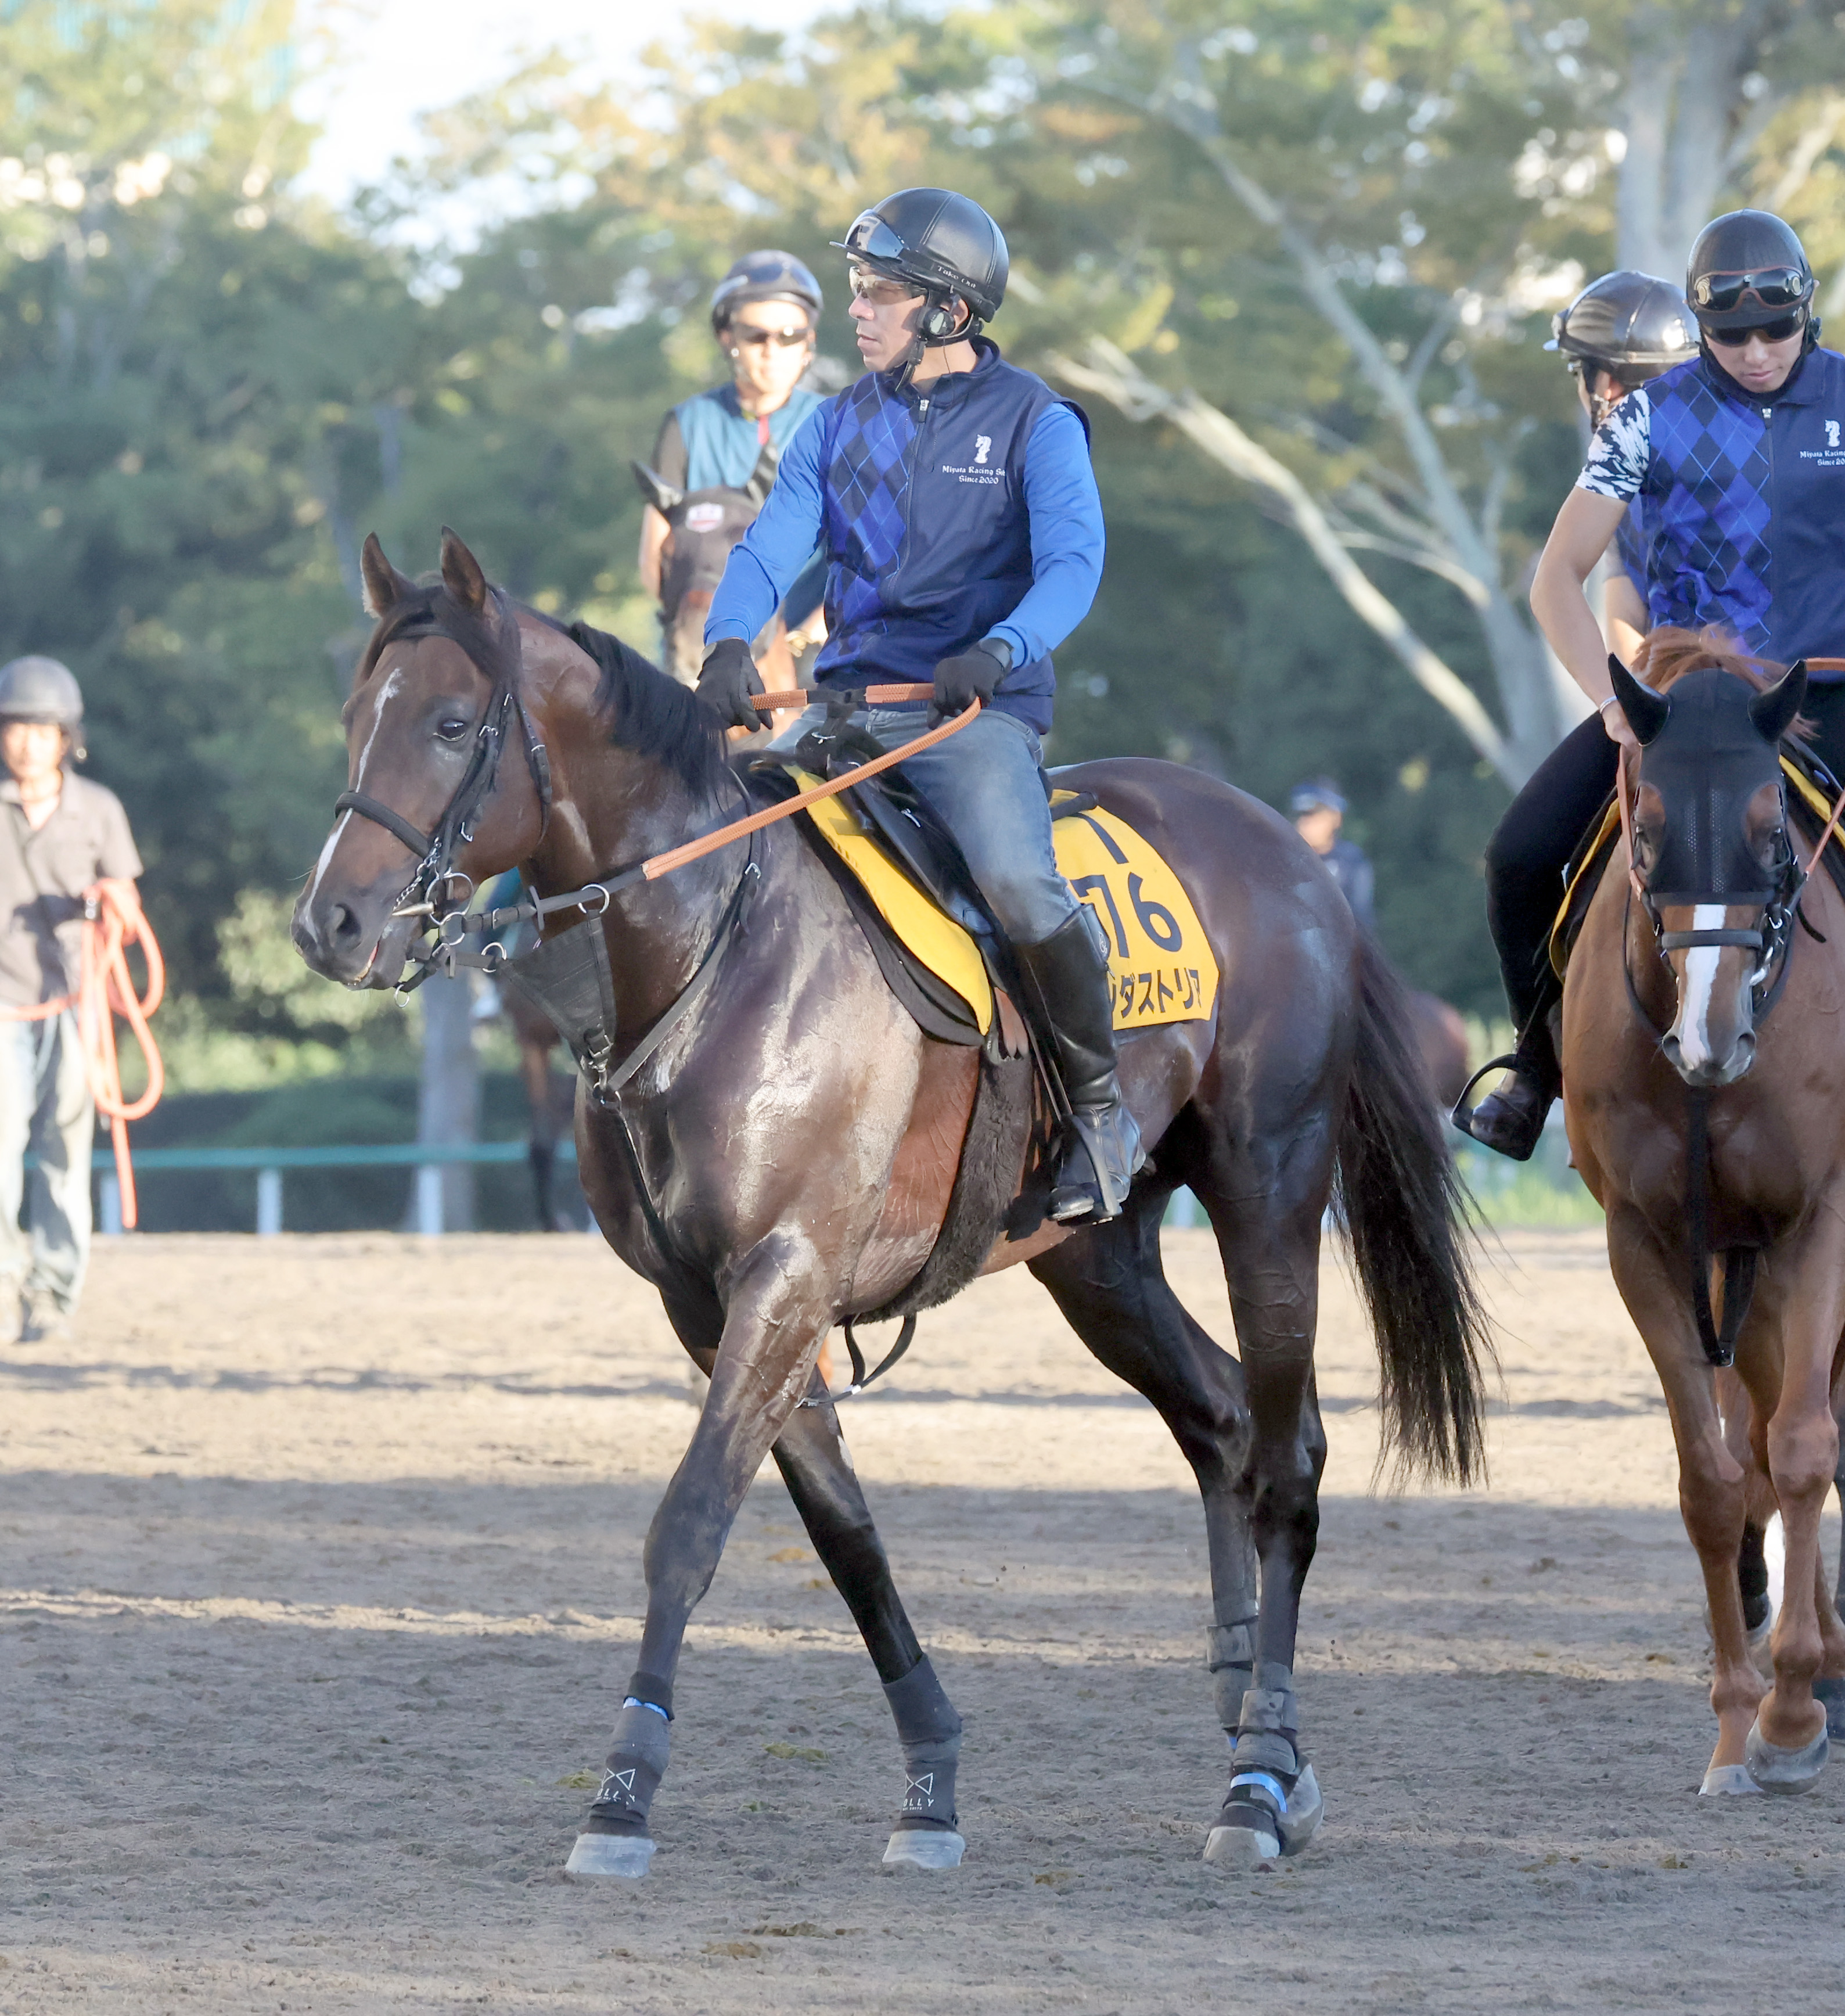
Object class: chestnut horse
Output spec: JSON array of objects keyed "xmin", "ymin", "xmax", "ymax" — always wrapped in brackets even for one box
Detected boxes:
[
  {"xmin": 1568, "ymin": 629, "xmax": 1845, "ymax": 1796},
  {"xmin": 293, "ymin": 530, "xmax": 1490, "ymax": 1879}
]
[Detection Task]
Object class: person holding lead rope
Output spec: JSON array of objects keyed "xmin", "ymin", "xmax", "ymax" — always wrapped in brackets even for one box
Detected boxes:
[{"xmin": 0, "ymin": 656, "xmax": 145, "ymax": 1339}]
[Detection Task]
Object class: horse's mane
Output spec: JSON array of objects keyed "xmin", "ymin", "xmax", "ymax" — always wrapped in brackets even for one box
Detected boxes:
[
  {"xmin": 540, "ymin": 611, "xmax": 730, "ymax": 798},
  {"xmin": 355, "ymin": 574, "xmax": 729, "ymax": 799},
  {"xmin": 1633, "ymin": 625, "xmax": 1783, "ymax": 695}
]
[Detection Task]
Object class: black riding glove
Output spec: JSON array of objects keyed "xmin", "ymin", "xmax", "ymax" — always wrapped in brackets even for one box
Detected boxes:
[
  {"xmin": 931, "ymin": 638, "xmax": 1012, "ymax": 719},
  {"xmin": 697, "ymin": 637, "xmax": 764, "ymax": 731}
]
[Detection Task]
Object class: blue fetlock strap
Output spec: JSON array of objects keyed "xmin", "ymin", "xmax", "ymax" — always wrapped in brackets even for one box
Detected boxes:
[{"xmin": 625, "ymin": 1668, "xmax": 674, "ymax": 1719}]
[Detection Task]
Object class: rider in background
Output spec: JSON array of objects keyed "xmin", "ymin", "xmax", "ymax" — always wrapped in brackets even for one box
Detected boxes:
[
  {"xmin": 0, "ymin": 657, "xmax": 142, "ymax": 1342},
  {"xmin": 1465, "ymin": 211, "xmax": 1845, "ymax": 1159},
  {"xmin": 1289, "ymin": 778, "xmax": 1375, "ymax": 934},
  {"xmin": 638, "ymin": 251, "xmax": 828, "ymax": 638},
  {"xmin": 698, "ymin": 187, "xmax": 1141, "ymax": 1223},
  {"xmin": 1544, "ymin": 271, "xmax": 1700, "ymax": 666}
]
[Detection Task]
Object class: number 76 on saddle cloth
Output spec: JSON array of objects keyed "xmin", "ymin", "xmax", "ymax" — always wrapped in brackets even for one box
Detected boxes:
[{"xmin": 1049, "ymin": 796, "xmax": 1220, "ymax": 1031}]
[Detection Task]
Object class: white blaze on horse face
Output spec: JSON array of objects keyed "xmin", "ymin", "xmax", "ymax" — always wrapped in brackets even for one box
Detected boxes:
[
  {"xmin": 1675, "ymin": 905, "xmax": 1729, "ymax": 1073},
  {"xmin": 303, "ymin": 666, "xmax": 406, "ymax": 918}
]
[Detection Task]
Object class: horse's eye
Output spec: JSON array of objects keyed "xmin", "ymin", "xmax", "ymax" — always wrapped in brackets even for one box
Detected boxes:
[{"xmin": 436, "ymin": 716, "xmax": 470, "ymax": 742}]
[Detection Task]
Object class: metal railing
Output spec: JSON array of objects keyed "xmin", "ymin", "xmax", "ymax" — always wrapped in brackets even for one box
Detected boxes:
[{"xmin": 76, "ymin": 1138, "xmax": 578, "ymax": 1237}]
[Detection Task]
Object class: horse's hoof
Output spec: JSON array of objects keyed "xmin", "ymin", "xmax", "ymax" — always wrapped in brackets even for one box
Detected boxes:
[
  {"xmin": 882, "ymin": 1827, "xmax": 965, "ymax": 1869},
  {"xmin": 1745, "ymin": 1717, "xmax": 1829, "ymax": 1794},
  {"xmin": 1812, "ymin": 1674, "xmax": 1845, "ymax": 1740},
  {"xmin": 1697, "ymin": 1764, "xmax": 1763, "ymax": 1797},
  {"xmin": 1203, "ymin": 1819, "xmax": 1279, "ymax": 1870},
  {"xmin": 566, "ymin": 1832, "xmax": 656, "ymax": 1878},
  {"xmin": 1277, "ymin": 1762, "xmax": 1323, "ymax": 1856}
]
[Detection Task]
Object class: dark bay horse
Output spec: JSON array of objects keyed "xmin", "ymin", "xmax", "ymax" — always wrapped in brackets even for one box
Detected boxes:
[
  {"xmin": 293, "ymin": 530, "xmax": 1491, "ymax": 1878},
  {"xmin": 1569, "ymin": 630, "xmax": 1845, "ymax": 1796}
]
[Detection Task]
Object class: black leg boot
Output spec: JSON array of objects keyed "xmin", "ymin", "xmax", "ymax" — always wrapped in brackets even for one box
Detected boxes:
[
  {"xmin": 1015, "ymin": 908, "xmax": 1146, "ymax": 1223},
  {"xmin": 1454, "ymin": 1007, "xmax": 1560, "ymax": 1162}
]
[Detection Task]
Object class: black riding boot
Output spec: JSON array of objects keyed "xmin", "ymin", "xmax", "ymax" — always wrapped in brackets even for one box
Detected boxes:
[
  {"xmin": 1456, "ymin": 1004, "xmax": 1561, "ymax": 1162},
  {"xmin": 1016, "ymin": 909, "xmax": 1146, "ymax": 1223}
]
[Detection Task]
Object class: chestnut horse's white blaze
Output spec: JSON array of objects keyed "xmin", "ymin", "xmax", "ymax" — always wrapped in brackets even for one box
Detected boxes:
[{"xmin": 1674, "ymin": 904, "xmax": 1729, "ymax": 1075}]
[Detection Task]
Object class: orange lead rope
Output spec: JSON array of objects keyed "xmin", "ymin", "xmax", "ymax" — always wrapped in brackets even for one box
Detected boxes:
[
  {"xmin": 0, "ymin": 886, "xmax": 165, "ymax": 1229},
  {"xmin": 76, "ymin": 886, "xmax": 165, "ymax": 1228}
]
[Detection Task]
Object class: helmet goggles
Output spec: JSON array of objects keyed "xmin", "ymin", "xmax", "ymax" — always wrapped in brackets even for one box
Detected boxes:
[
  {"xmin": 835, "ymin": 209, "xmax": 965, "ymax": 301},
  {"xmin": 1690, "ymin": 267, "xmax": 1811, "ymax": 316}
]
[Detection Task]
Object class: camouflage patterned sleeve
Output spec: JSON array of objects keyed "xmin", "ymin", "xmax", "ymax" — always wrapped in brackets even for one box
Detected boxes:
[{"xmin": 1576, "ymin": 388, "xmax": 1650, "ymax": 503}]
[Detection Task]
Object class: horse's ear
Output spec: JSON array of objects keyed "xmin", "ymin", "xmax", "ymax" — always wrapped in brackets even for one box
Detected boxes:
[
  {"xmin": 1750, "ymin": 658, "xmax": 1807, "ymax": 743},
  {"xmin": 361, "ymin": 533, "xmax": 415, "ymax": 618},
  {"xmin": 631, "ymin": 461, "xmax": 685, "ymax": 516},
  {"xmin": 1609, "ymin": 654, "xmax": 1668, "ymax": 744},
  {"xmin": 439, "ymin": 526, "xmax": 490, "ymax": 614}
]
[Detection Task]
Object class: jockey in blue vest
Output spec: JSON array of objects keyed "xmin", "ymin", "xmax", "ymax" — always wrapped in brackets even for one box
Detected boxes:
[
  {"xmin": 698, "ymin": 186, "xmax": 1142, "ymax": 1223},
  {"xmin": 638, "ymin": 251, "xmax": 829, "ymax": 632},
  {"xmin": 1465, "ymin": 209, "xmax": 1845, "ymax": 1159}
]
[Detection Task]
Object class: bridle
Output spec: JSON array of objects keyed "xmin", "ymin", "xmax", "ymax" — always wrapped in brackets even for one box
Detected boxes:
[
  {"xmin": 1615, "ymin": 741, "xmax": 1813, "ymax": 1370},
  {"xmin": 333, "ymin": 588, "xmax": 554, "ymax": 980},
  {"xmin": 1616, "ymin": 746, "xmax": 1808, "ymax": 1030}
]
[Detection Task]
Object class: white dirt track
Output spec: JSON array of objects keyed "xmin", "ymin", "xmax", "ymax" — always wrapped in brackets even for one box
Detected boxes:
[{"xmin": 2, "ymin": 1227, "xmax": 1842, "ymax": 2013}]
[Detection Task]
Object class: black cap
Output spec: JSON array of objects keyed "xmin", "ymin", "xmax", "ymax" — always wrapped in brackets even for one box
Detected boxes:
[
  {"xmin": 833, "ymin": 188, "xmax": 1008, "ymax": 323},
  {"xmin": 1685, "ymin": 210, "xmax": 1814, "ymax": 329},
  {"xmin": 710, "ymin": 250, "xmax": 823, "ymax": 334},
  {"xmin": 1546, "ymin": 271, "xmax": 1699, "ymax": 380}
]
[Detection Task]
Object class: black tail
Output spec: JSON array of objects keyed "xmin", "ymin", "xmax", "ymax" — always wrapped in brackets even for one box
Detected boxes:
[{"xmin": 1335, "ymin": 935, "xmax": 1494, "ymax": 1486}]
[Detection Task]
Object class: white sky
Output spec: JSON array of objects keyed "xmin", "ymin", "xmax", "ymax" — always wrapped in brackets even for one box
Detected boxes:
[{"xmin": 294, "ymin": 0, "xmax": 822, "ymax": 210}]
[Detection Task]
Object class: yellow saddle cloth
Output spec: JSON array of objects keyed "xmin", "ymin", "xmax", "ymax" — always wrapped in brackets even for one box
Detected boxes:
[{"xmin": 796, "ymin": 776, "xmax": 1220, "ymax": 1035}]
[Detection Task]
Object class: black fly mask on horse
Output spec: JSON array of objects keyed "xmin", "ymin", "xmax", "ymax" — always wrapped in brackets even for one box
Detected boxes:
[{"xmin": 1612, "ymin": 654, "xmax": 1808, "ymax": 973}]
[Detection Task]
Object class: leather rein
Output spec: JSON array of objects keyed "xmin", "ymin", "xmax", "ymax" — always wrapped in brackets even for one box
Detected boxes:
[{"xmin": 1616, "ymin": 743, "xmax": 1845, "ymax": 1367}]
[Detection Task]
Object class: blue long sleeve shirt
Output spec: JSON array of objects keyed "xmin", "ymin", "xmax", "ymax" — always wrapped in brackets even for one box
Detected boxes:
[{"xmin": 706, "ymin": 345, "xmax": 1103, "ymax": 729}]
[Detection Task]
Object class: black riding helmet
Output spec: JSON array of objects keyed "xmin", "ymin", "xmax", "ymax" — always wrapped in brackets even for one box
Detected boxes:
[
  {"xmin": 710, "ymin": 250, "xmax": 823, "ymax": 336},
  {"xmin": 833, "ymin": 188, "xmax": 1009, "ymax": 332},
  {"xmin": 1685, "ymin": 209, "xmax": 1819, "ymax": 348},
  {"xmin": 1546, "ymin": 271, "xmax": 1699, "ymax": 385}
]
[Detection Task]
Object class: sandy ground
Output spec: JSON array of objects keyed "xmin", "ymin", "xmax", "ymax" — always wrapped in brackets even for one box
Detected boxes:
[{"xmin": 2, "ymin": 1225, "xmax": 1842, "ymax": 2013}]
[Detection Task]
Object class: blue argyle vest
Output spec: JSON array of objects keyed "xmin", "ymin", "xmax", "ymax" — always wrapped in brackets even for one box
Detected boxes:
[
  {"xmin": 1639, "ymin": 347, "xmax": 1845, "ymax": 671},
  {"xmin": 810, "ymin": 343, "xmax": 1081, "ymax": 726}
]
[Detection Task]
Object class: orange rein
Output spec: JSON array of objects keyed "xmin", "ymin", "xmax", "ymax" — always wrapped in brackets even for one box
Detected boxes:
[
  {"xmin": 1799, "ymin": 660, "xmax": 1845, "ymax": 872},
  {"xmin": 639, "ymin": 683, "xmax": 976, "ymax": 883},
  {"xmin": 0, "ymin": 885, "xmax": 165, "ymax": 1228}
]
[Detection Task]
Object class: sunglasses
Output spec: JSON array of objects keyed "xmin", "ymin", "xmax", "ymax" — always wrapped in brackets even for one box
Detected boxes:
[
  {"xmin": 1705, "ymin": 311, "xmax": 1806, "ymax": 348},
  {"xmin": 846, "ymin": 265, "xmax": 922, "ymax": 306},
  {"xmin": 731, "ymin": 325, "xmax": 811, "ymax": 348},
  {"xmin": 1691, "ymin": 268, "xmax": 1808, "ymax": 314}
]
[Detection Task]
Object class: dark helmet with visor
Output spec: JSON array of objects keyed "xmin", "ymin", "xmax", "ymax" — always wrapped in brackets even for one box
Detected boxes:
[
  {"xmin": 1546, "ymin": 271, "xmax": 1699, "ymax": 383},
  {"xmin": 1685, "ymin": 210, "xmax": 1817, "ymax": 346},
  {"xmin": 709, "ymin": 250, "xmax": 823, "ymax": 336},
  {"xmin": 834, "ymin": 188, "xmax": 1009, "ymax": 328},
  {"xmin": 0, "ymin": 654, "xmax": 85, "ymax": 759}
]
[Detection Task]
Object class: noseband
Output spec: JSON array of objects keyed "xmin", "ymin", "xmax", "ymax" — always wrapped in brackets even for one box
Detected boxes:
[{"xmin": 333, "ymin": 587, "xmax": 554, "ymax": 954}]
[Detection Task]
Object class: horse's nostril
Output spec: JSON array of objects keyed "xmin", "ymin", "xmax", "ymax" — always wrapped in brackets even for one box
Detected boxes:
[{"xmin": 328, "ymin": 901, "xmax": 363, "ymax": 948}]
